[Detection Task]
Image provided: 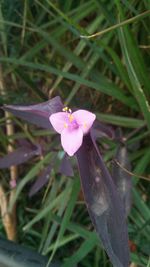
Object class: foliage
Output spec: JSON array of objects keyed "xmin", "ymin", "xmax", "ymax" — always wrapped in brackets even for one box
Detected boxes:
[{"xmin": 0, "ymin": 0, "xmax": 150, "ymax": 266}]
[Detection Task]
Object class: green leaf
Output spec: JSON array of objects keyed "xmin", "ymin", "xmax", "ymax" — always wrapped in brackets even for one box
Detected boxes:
[
  {"xmin": 96, "ymin": 113, "xmax": 145, "ymax": 128},
  {"xmin": 62, "ymin": 235, "xmax": 98, "ymax": 267}
]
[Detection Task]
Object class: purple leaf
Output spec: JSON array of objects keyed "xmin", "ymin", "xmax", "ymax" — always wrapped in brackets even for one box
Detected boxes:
[
  {"xmin": 3, "ymin": 96, "xmax": 63, "ymax": 129},
  {"xmin": 29, "ymin": 165, "xmax": 51, "ymax": 197},
  {"xmin": 59, "ymin": 154, "xmax": 74, "ymax": 177},
  {"xmin": 112, "ymin": 144, "xmax": 132, "ymax": 216},
  {"xmin": 76, "ymin": 133, "xmax": 129, "ymax": 267},
  {"xmin": 92, "ymin": 120, "xmax": 115, "ymax": 140},
  {"xmin": 0, "ymin": 145, "xmax": 41, "ymax": 169},
  {"xmin": 0, "ymin": 236, "xmax": 61, "ymax": 267}
]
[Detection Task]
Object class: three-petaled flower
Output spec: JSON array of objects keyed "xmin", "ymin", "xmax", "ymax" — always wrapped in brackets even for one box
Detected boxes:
[{"xmin": 50, "ymin": 107, "xmax": 96, "ymax": 156}]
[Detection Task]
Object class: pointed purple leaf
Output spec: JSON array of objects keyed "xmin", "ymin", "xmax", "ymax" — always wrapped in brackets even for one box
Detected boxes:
[
  {"xmin": 112, "ymin": 144, "xmax": 132, "ymax": 216},
  {"xmin": 59, "ymin": 154, "xmax": 74, "ymax": 177},
  {"xmin": 76, "ymin": 133, "xmax": 129, "ymax": 267},
  {"xmin": 3, "ymin": 96, "xmax": 63, "ymax": 129},
  {"xmin": 29, "ymin": 165, "xmax": 51, "ymax": 197},
  {"xmin": 0, "ymin": 145, "xmax": 41, "ymax": 169}
]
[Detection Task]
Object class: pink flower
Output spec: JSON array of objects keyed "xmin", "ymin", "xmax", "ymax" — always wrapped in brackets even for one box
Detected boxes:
[{"xmin": 49, "ymin": 108, "xmax": 96, "ymax": 156}]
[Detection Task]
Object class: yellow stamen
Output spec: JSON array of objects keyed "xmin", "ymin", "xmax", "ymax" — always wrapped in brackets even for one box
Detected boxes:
[
  {"xmin": 68, "ymin": 114, "xmax": 74, "ymax": 122},
  {"xmin": 62, "ymin": 107, "xmax": 68, "ymax": 112},
  {"xmin": 83, "ymin": 122, "xmax": 87, "ymax": 128},
  {"xmin": 64, "ymin": 123, "xmax": 68, "ymax": 128},
  {"xmin": 63, "ymin": 106, "xmax": 72, "ymax": 113}
]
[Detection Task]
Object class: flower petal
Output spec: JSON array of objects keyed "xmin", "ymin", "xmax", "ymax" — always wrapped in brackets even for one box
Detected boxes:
[
  {"xmin": 61, "ymin": 128, "xmax": 83, "ymax": 156},
  {"xmin": 73, "ymin": 110, "xmax": 96, "ymax": 134},
  {"xmin": 49, "ymin": 112, "xmax": 69, "ymax": 134}
]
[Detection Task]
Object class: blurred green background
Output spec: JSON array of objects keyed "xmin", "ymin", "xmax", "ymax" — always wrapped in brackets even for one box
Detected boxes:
[{"xmin": 0, "ymin": 1, "xmax": 150, "ymax": 266}]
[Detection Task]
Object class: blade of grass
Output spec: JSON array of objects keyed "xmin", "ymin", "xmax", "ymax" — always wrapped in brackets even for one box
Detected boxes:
[
  {"xmin": 23, "ymin": 181, "xmax": 72, "ymax": 232},
  {"xmin": 51, "ymin": 15, "xmax": 105, "ymax": 94},
  {"xmin": 96, "ymin": 113, "xmax": 145, "ymax": 128},
  {"xmin": 45, "ymin": 178, "xmax": 80, "ymax": 264},
  {"xmin": 80, "ymin": 10, "xmax": 150, "ymax": 38},
  {"xmin": 0, "ymin": 57, "xmax": 136, "ymax": 108},
  {"xmin": 115, "ymin": 2, "xmax": 150, "ymax": 130},
  {"xmin": 46, "ymin": 233, "xmax": 79, "ymax": 252},
  {"xmin": 52, "ymin": 214, "xmax": 99, "ymax": 242},
  {"xmin": 118, "ymin": 26, "xmax": 150, "ymax": 129},
  {"xmin": 38, "ymin": 175, "xmax": 68, "ymax": 252},
  {"xmin": 61, "ymin": 235, "xmax": 98, "ymax": 267},
  {"xmin": 104, "ymin": 45, "xmax": 131, "ymax": 90}
]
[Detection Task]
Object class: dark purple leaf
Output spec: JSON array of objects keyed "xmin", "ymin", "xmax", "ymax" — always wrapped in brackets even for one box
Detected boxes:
[
  {"xmin": 29, "ymin": 165, "xmax": 51, "ymax": 197},
  {"xmin": 92, "ymin": 120, "xmax": 115, "ymax": 140},
  {"xmin": 3, "ymin": 96, "xmax": 63, "ymax": 129},
  {"xmin": 76, "ymin": 133, "xmax": 129, "ymax": 267},
  {"xmin": 0, "ymin": 237, "xmax": 61, "ymax": 267},
  {"xmin": 59, "ymin": 154, "xmax": 74, "ymax": 177},
  {"xmin": 112, "ymin": 144, "xmax": 132, "ymax": 216},
  {"xmin": 0, "ymin": 145, "xmax": 41, "ymax": 169}
]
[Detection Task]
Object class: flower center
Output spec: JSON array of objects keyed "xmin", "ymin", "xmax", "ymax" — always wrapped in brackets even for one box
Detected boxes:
[{"xmin": 63, "ymin": 107, "xmax": 79, "ymax": 131}]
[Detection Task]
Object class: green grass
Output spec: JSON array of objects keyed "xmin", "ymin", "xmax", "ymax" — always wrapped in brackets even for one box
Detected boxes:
[{"xmin": 0, "ymin": 0, "xmax": 150, "ymax": 266}]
